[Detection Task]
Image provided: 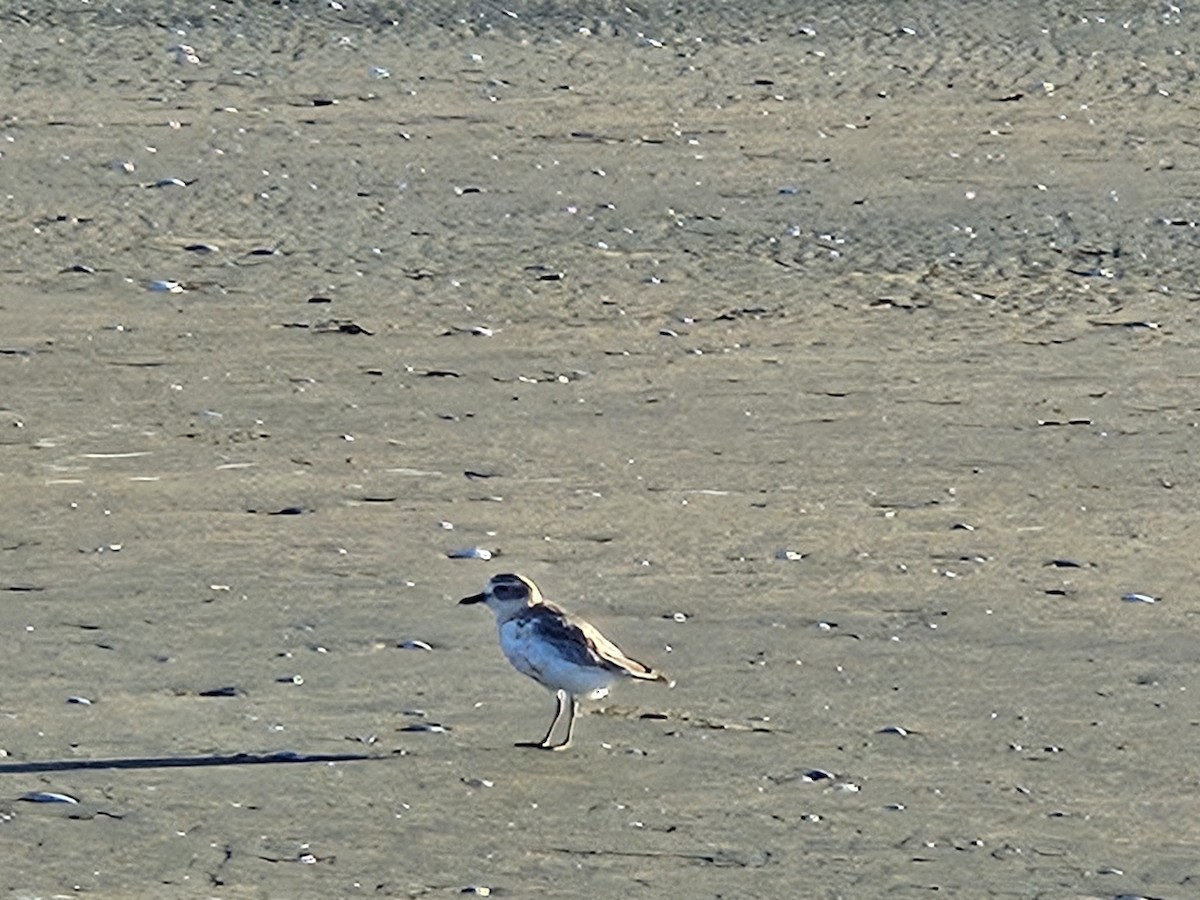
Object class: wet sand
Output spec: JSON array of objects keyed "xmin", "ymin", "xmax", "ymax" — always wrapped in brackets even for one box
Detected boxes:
[{"xmin": 2, "ymin": 2, "xmax": 1198, "ymax": 897}]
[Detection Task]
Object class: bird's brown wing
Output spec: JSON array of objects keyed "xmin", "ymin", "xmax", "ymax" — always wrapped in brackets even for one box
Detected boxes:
[{"xmin": 532, "ymin": 602, "xmax": 668, "ymax": 682}]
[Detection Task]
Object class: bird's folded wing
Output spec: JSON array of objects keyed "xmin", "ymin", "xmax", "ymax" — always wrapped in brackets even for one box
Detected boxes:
[{"xmin": 531, "ymin": 604, "xmax": 662, "ymax": 679}]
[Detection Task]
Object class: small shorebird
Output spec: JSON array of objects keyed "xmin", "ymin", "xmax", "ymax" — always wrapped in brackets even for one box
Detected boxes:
[{"xmin": 460, "ymin": 573, "xmax": 668, "ymax": 750}]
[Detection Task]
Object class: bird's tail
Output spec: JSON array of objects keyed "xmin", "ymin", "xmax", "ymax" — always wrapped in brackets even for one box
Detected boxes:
[{"xmin": 629, "ymin": 664, "xmax": 670, "ymax": 684}]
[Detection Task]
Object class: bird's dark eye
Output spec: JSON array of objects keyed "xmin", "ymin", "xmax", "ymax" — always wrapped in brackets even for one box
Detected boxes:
[{"xmin": 493, "ymin": 584, "xmax": 526, "ymax": 601}]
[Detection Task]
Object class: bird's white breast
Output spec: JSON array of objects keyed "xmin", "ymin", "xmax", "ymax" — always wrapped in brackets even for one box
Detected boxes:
[{"xmin": 499, "ymin": 618, "xmax": 614, "ymax": 699}]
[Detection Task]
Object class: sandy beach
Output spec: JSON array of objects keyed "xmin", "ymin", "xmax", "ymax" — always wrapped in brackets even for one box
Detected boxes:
[{"xmin": 2, "ymin": 2, "xmax": 1198, "ymax": 897}]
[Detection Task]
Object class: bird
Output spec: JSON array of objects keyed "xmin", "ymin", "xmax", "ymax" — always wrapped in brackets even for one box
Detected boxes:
[{"xmin": 459, "ymin": 572, "xmax": 668, "ymax": 750}]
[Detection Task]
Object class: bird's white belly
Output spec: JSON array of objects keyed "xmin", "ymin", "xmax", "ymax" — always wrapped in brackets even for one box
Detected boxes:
[{"xmin": 499, "ymin": 619, "xmax": 614, "ymax": 698}]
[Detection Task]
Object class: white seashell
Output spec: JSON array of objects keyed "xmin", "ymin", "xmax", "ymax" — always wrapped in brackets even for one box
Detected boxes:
[
  {"xmin": 1121, "ymin": 593, "xmax": 1159, "ymax": 604},
  {"xmin": 775, "ymin": 548, "xmax": 806, "ymax": 561},
  {"xmin": 398, "ymin": 639, "xmax": 433, "ymax": 651},
  {"xmin": 447, "ymin": 547, "xmax": 492, "ymax": 560},
  {"xmin": 148, "ymin": 280, "xmax": 184, "ymax": 293},
  {"xmin": 21, "ymin": 791, "xmax": 79, "ymax": 804},
  {"xmin": 168, "ymin": 44, "xmax": 200, "ymax": 65}
]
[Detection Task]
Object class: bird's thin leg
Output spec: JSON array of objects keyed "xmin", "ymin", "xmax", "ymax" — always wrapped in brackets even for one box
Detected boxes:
[
  {"xmin": 541, "ymin": 690, "xmax": 568, "ymax": 747},
  {"xmin": 550, "ymin": 694, "xmax": 580, "ymax": 751},
  {"xmin": 517, "ymin": 689, "xmax": 567, "ymax": 749}
]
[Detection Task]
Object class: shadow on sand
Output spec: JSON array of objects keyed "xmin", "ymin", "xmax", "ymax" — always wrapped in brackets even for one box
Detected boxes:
[{"xmin": 0, "ymin": 750, "xmax": 382, "ymax": 775}]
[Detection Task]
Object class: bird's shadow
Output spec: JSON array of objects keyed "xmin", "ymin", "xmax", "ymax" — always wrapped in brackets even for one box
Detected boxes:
[{"xmin": 0, "ymin": 750, "xmax": 381, "ymax": 775}]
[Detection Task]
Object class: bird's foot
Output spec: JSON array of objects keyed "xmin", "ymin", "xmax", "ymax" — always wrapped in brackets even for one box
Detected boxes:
[{"xmin": 514, "ymin": 740, "xmax": 571, "ymax": 751}]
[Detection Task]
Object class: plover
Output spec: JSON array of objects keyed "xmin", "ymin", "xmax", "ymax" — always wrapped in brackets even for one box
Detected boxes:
[{"xmin": 460, "ymin": 573, "xmax": 668, "ymax": 750}]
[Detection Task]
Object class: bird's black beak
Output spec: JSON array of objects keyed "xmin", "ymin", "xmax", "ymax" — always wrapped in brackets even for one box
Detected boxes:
[{"xmin": 459, "ymin": 592, "xmax": 487, "ymax": 605}]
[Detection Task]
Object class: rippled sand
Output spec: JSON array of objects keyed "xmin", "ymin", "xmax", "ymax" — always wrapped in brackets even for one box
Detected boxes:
[{"xmin": 2, "ymin": 2, "xmax": 1197, "ymax": 897}]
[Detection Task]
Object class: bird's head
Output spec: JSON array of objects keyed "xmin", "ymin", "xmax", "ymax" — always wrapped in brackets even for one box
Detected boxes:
[{"xmin": 459, "ymin": 572, "xmax": 544, "ymax": 619}]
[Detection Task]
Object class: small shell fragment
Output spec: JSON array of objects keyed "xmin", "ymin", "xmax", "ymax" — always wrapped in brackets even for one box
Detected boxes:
[
  {"xmin": 400, "ymin": 722, "xmax": 450, "ymax": 733},
  {"xmin": 801, "ymin": 769, "xmax": 835, "ymax": 782},
  {"xmin": 1121, "ymin": 593, "xmax": 1159, "ymax": 604},
  {"xmin": 66, "ymin": 695, "xmax": 93, "ymax": 705},
  {"xmin": 775, "ymin": 548, "xmax": 806, "ymax": 561},
  {"xmin": 398, "ymin": 639, "xmax": 433, "ymax": 651},
  {"xmin": 447, "ymin": 547, "xmax": 493, "ymax": 560},
  {"xmin": 168, "ymin": 44, "xmax": 201, "ymax": 65},
  {"xmin": 20, "ymin": 791, "xmax": 79, "ymax": 804},
  {"xmin": 198, "ymin": 686, "xmax": 240, "ymax": 697},
  {"xmin": 148, "ymin": 280, "xmax": 184, "ymax": 293}
]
